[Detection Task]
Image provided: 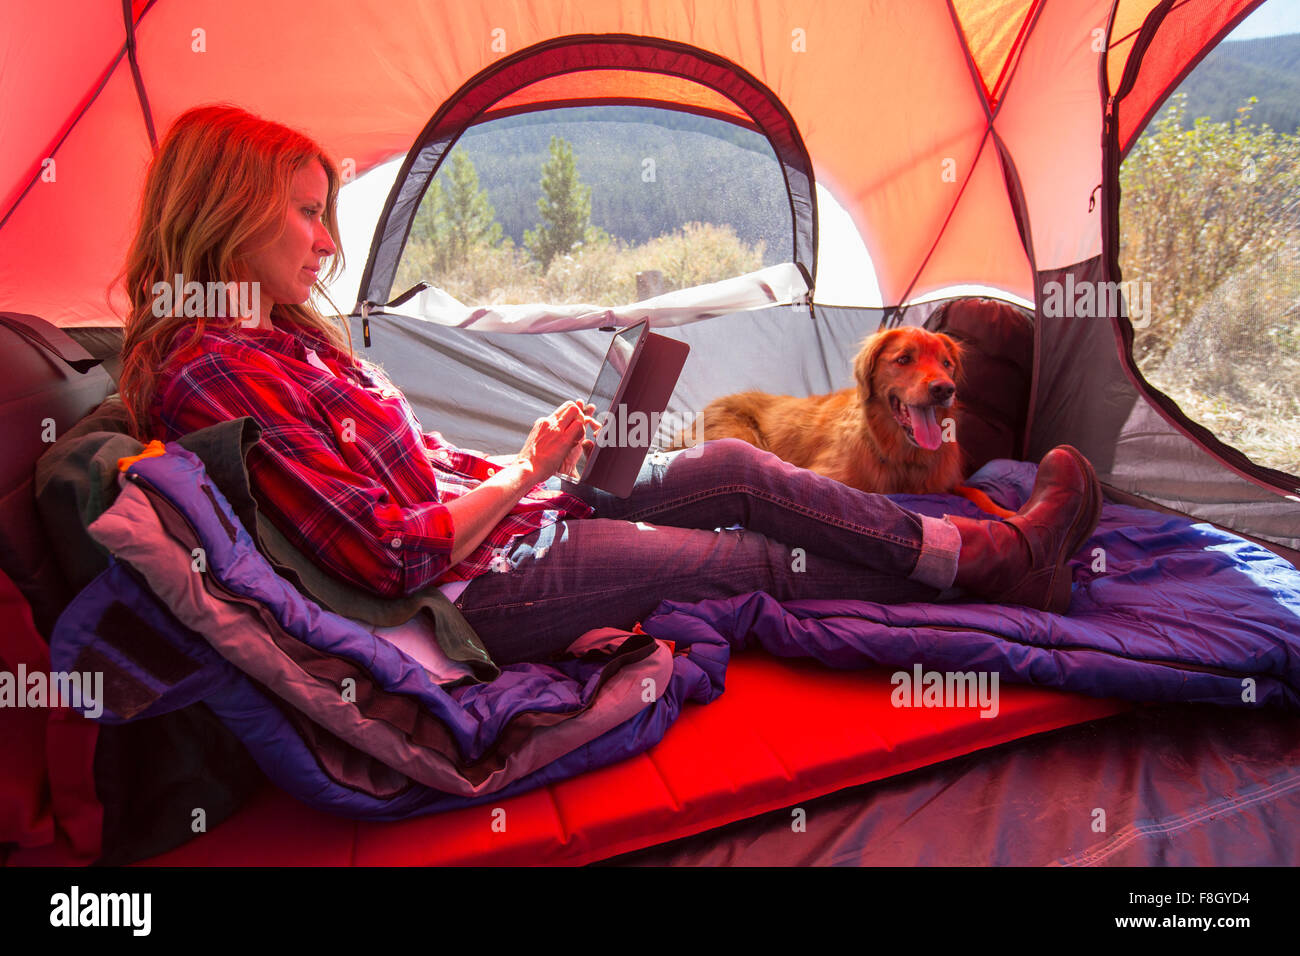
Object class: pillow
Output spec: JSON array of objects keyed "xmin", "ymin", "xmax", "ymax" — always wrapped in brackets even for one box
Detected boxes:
[{"xmin": 926, "ymin": 297, "xmax": 1034, "ymax": 475}]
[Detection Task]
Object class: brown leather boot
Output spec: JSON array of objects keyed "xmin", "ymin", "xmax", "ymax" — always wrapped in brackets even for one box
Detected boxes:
[{"xmin": 947, "ymin": 445, "xmax": 1102, "ymax": 614}]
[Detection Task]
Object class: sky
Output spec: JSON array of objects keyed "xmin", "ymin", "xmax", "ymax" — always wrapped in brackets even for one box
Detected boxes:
[{"xmin": 1229, "ymin": 0, "xmax": 1300, "ymax": 39}]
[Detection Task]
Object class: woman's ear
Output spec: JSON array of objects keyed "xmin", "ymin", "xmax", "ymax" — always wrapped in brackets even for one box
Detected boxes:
[{"xmin": 854, "ymin": 330, "xmax": 893, "ymax": 401}]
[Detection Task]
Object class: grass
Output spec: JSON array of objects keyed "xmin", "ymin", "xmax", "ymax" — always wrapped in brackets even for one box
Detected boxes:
[
  {"xmin": 1137, "ymin": 242, "xmax": 1300, "ymax": 476},
  {"xmin": 394, "ymin": 221, "xmax": 766, "ymax": 307}
]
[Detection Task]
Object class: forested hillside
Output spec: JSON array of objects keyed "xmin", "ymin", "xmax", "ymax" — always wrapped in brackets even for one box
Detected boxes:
[
  {"xmin": 1174, "ymin": 32, "xmax": 1300, "ymax": 132},
  {"xmin": 448, "ymin": 107, "xmax": 791, "ymax": 259},
  {"xmin": 394, "ymin": 106, "xmax": 791, "ymax": 305}
]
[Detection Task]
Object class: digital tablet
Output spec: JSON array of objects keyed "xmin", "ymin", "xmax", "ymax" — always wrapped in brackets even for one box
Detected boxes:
[{"xmin": 570, "ymin": 319, "xmax": 689, "ymax": 497}]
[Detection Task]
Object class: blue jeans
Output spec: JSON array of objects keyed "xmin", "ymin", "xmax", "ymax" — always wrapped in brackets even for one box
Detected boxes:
[{"xmin": 454, "ymin": 438, "xmax": 962, "ymax": 665}]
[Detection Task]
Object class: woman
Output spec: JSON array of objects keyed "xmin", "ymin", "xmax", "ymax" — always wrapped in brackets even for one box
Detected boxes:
[{"xmin": 118, "ymin": 105, "xmax": 1101, "ymax": 666}]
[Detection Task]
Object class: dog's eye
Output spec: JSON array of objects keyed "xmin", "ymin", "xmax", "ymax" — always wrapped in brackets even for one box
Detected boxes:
[
  {"xmin": 943, "ymin": 359, "xmax": 953, "ymax": 369},
  {"xmin": 895, "ymin": 355, "xmax": 911, "ymax": 365}
]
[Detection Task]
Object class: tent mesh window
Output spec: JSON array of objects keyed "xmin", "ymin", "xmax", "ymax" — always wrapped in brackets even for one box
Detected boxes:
[
  {"xmin": 356, "ymin": 35, "xmax": 819, "ymax": 316},
  {"xmin": 392, "ymin": 106, "xmax": 793, "ymax": 307},
  {"xmin": 1118, "ymin": 33, "xmax": 1300, "ymax": 479}
]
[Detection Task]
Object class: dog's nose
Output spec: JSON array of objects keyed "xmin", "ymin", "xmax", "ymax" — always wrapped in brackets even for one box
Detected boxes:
[{"xmin": 930, "ymin": 381, "xmax": 955, "ymax": 403}]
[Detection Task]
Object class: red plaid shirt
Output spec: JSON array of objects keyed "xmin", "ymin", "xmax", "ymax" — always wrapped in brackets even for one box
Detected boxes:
[{"xmin": 149, "ymin": 322, "xmax": 593, "ymax": 597}]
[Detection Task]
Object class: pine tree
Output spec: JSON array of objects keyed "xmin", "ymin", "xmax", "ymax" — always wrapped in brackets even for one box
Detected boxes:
[
  {"xmin": 443, "ymin": 150, "xmax": 502, "ymax": 260},
  {"xmin": 524, "ymin": 136, "xmax": 592, "ymax": 269},
  {"xmin": 411, "ymin": 150, "xmax": 502, "ymax": 274}
]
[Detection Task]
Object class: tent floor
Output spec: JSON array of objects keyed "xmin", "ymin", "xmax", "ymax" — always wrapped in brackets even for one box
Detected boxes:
[{"xmin": 603, "ymin": 701, "xmax": 1300, "ymax": 866}]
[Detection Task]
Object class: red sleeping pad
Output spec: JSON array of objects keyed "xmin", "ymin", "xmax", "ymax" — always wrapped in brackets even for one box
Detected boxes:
[{"xmin": 10, "ymin": 649, "xmax": 1128, "ymax": 866}]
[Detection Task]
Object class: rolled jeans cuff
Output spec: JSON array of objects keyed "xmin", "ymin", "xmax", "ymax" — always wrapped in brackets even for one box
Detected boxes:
[{"xmin": 910, "ymin": 513, "xmax": 961, "ymax": 589}]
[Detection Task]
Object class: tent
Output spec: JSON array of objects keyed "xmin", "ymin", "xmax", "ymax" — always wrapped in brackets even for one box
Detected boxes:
[
  {"xmin": 4, "ymin": 0, "xmax": 1297, "ymax": 545},
  {"xmin": 2, "ymin": 0, "xmax": 1298, "ymax": 868}
]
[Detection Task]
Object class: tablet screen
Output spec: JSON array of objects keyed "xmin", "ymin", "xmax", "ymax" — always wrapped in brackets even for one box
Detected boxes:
[
  {"xmin": 587, "ymin": 324, "xmax": 643, "ymax": 414},
  {"xmin": 572, "ymin": 321, "xmax": 647, "ymax": 477}
]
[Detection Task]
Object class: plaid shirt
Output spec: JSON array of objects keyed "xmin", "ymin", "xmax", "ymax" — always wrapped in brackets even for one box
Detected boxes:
[{"xmin": 150, "ymin": 323, "xmax": 593, "ymax": 597}]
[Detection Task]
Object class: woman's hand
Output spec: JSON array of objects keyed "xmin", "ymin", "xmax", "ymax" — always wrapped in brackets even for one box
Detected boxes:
[
  {"xmin": 516, "ymin": 400, "xmax": 599, "ymax": 481},
  {"xmin": 442, "ymin": 401, "xmax": 597, "ymax": 567}
]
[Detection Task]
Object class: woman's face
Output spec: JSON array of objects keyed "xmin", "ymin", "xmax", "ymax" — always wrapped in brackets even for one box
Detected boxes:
[{"xmin": 240, "ymin": 161, "xmax": 336, "ymax": 317}]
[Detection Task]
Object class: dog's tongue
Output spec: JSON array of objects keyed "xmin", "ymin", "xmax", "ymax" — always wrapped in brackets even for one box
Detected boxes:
[{"xmin": 908, "ymin": 405, "xmax": 944, "ymax": 450}]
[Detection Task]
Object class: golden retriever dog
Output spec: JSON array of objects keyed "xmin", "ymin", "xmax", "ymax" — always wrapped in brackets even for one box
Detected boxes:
[{"xmin": 671, "ymin": 326, "xmax": 978, "ymax": 497}]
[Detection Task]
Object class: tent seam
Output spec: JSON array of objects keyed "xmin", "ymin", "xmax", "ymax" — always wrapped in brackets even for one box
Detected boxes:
[
  {"xmin": 987, "ymin": 127, "xmax": 1039, "ymax": 460},
  {"xmin": 886, "ymin": 1, "xmax": 995, "ymax": 320},
  {"xmin": 884, "ymin": 128, "xmax": 993, "ymax": 324},
  {"xmin": 986, "ymin": 0, "xmax": 1046, "ymax": 106},
  {"xmin": 0, "ymin": 52, "xmax": 126, "ymax": 232},
  {"xmin": 121, "ymin": 0, "xmax": 159, "ymax": 152},
  {"xmin": 0, "ymin": 0, "xmax": 163, "ymax": 232}
]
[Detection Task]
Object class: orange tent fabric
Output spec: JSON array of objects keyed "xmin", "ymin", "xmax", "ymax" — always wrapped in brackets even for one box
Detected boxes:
[{"xmin": 0, "ymin": 0, "xmax": 1262, "ymax": 325}]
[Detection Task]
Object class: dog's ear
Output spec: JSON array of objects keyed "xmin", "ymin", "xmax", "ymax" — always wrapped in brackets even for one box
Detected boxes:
[
  {"xmin": 854, "ymin": 330, "xmax": 895, "ymax": 400},
  {"xmin": 938, "ymin": 332, "xmax": 965, "ymax": 383}
]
